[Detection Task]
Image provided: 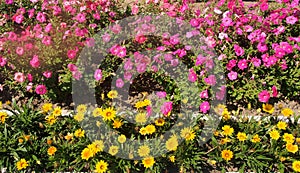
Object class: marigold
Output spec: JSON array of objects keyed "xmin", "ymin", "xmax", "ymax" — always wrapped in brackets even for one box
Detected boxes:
[
  {"xmin": 166, "ymin": 135, "xmax": 178, "ymax": 151},
  {"xmin": 139, "ymin": 127, "xmax": 147, "ymax": 135},
  {"xmin": 262, "ymin": 104, "xmax": 274, "ymax": 114},
  {"xmin": 74, "ymin": 129, "xmax": 85, "ymax": 138},
  {"xmin": 107, "ymin": 90, "xmax": 118, "ymax": 99},
  {"xmin": 155, "ymin": 118, "xmax": 165, "ymax": 126},
  {"xmin": 220, "ymin": 137, "xmax": 231, "ymax": 144},
  {"xmin": 64, "ymin": 132, "xmax": 73, "ymax": 141},
  {"xmin": 221, "ymin": 149, "xmax": 233, "ymax": 161},
  {"xmin": 138, "ymin": 145, "xmax": 150, "ymax": 157},
  {"xmin": 222, "ymin": 109, "xmax": 231, "ymax": 120},
  {"xmin": 251, "ymin": 134, "xmax": 261, "ymax": 143},
  {"xmin": 145, "ymin": 124, "xmax": 156, "ymax": 135},
  {"xmin": 222, "ymin": 125, "xmax": 234, "ymax": 136},
  {"xmin": 237, "ymin": 132, "xmax": 247, "ymax": 142},
  {"xmin": 281, "ymin": 108, "xmax": 294, "ymax": 117},
  {"xmin": 142, "ymin": 99, "xmax": 151, "ymax": 107},
  {"xmin": 108, "ymin": 146, "xmax": 119, "ymax": 156},
  {"xmin": 292, "ymin": 160, "xmax": 300, "ymax": 172},
  {"xmin": 95, "ymin": 160, "xmax": 108, "ymax": 173},
  {"xmin": 16, "ymin": 158, "xmax": 28, "ymax": 170},
  {"xmin": 113, "ymin": 119, "xmax": 122, "ymax": 128},
  {"xmin": 286, "ymin": 143, "xmax": 298, "ymax": 153},
  {"xmin": 283, "ymin": 133, "xmax": 295, "ymax": 143},
  {"xmin": 101, "ymin": 107, "xmax": 116, "ymax": 121},
  {"xmin": 0, "ymin": 111, "xmax": 8, "ymax": 123},
  {"xmin": 47, "ymin": 146, "xmax": 57, "ymax": 156},
  {"xmin": 296, "ymin": 138, "xmax": 300, "ymax": 144},
  {"xmin": 81, "ymin": 148, "xmax": 93, "ymax": 160},
  {"xmin": 142, "ymin": 156, "xmax": 155, "ymax": 168},
  {"xmin": 180, "ymin": 127, "xmax": 196, "ymax": 141},
  {"xmin": 269, "ymin": 130, "xmax": 280, "ymax": 140},
  {"xmin": 277, "ymin": 121, "xmax": 287, "ymax": 130},
  {"xmin": 135, "ymin": 101, "xmax": 144, "ymax": 109}
]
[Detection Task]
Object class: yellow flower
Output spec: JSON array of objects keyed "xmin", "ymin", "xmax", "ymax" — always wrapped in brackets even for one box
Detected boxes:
[
  {"xmin": 64, "ymin": 132, "xmax": 73, "ymax": 141},
  {"xmin": 135, "ymin": 113, "xmax": 147, "ymax": 124},
  {"xmin": 16, "ymin": 158, "xmax": 29, "ymax": 170},
  {"xmin": 47, "ymin": 146, "xmax": 57, "ymax": 156},
  {"xmin": 155, "ymin": 118, "xmax": 165, "ymax": 126},
  {"xmin": 169, "ymin": 155, "xmax": 175, "ymax": 162},
  {"xmin": 108, "ymin": 146, "xmax": 119, "ymax": 156},
  {"xmin": 145, "ymin": 124, "xmax": 156, "ymax": 135},
  {"xmin": 52, "ymin": 107, "xmax": 62, "ymax": 116},
  {"xmin": 139, "ymin": 127, "xmax": 147, "ymax": 135},
  {"xmin": 113, "ymin": 119, "xmax": 123, "ymax": 128},
  {"xmin": 222, "ymin": 125, "xmax": 234, "ymax": 136},
  {"xmin": 208, "ymin": 159, "xmax": 216, "ymax": 165},
  {"xmin": 281, "ymin": 108, "xmax": 294, "ymax": 117},
  {"xmin": 292, "ymin": 160, "xmax": 300, "ymax": 172},
  {"xmin": 76, "ymin": 104, "xmax": 87, "ymax": 113},
  {"xmin": 42, "ymin": 103, "xmax": 52, "ymax": 113},
  {"xmin": 286, "ymin": 143, "xmax": 298, "ymax": 153},
  {"xmin": 74, "ymin": 112, "xmax": 85, "ymax": 122},
  {"xmin": 107, "ymin": 90, "xmax": 118, "ymax": 99},
  {"xmin": 142, "ymin": 99, "xmax": 151, "ymax": 107},
  {"xmin": 214, "ymin": 131, "xmax": 219, "ymax": 136},
  {"xmin": 280, "ymin": 157, "xmax": 286, "ymax": 162},
  {"xmin": 262, "ymin": 104, "xmax": 274, "ymax": 114},
  {"xmin": 118, "ymin": 135, "xmax": 126, "ymax": 144},
  {"xmin": 74, "ymin": 129, "xmax": 85, "ymax": 138},
  {"xmin": 138, "ymin": 145, "xmax": 150, "ymax": 157},
  {"xmin": 0, "ymin": 101, "xmax": 2, "ymax": 109},
  {"xmin": 269, "ymin": 130, "xmax": 280, "ymax": 140},
  {"xmin": 221, "ymin": 149, "xmax": 233, "ymax": 161},
  {"xmin": 0, "ymin": 111, "xmax": 8, "ymax": 123},
  {"xmin": 47, "ymin": 139, "xmax": 52, "ymax": 145},
  {"xmin": 166, "ymin": 135, "xmax": 178, "ymax": 151},
  {"xmin": 222, "ymin": 109, "xmax": 231, "ymax": 120},
  {"xmin": 251, "ymin": 134, "xmax": 261, "ymax": 143},
  {"xmin": 95, "ymin": 160, "xmax": 108, "ymax": 173},
  {"xmin": 142, "ymin": 156, "xmax": 155, "ymax": 168},
  {"xmin": 214, "ymin": 104, "xmax": 227, "ymax": 115},
  {"xmin": 88, "ymin": 143, "xmax": 98, "ymax": 155},
  {"xmin": 283, "ymin": 133, "xmax": 295, "ymax": 143},
  {"xmin": 180, "ymin": 127, "xmax": 196, "ymax": 141},
  {"xmin": 46, "ymin": 115, "xmax": 56, "ymax": 125},
  {"xmin": 277, "ymin": 121, "xmax": 287, "ymax": 130},
  {"xmin": 81, "ymin": 148, "xmax": 93, "ymax": 160},
  {"xmin": 18, "ymin": 138, "xmax": 24, "ymax": 143},
  {"xmin": 236, "ymin": 132, "xmax": 247, "ymax": 142},
  {"xmin": 296, "ymin": 138, "xmax": 300, "ymax": 144},
  {"xmin": 101, "ymin": 107, "xmax": 116, "ymax": 121},
  {"xmin": 135, "ymin": 101, "xmax": 144, "ymax": 109},
  {"xmin": 220, "ymin": 137, "xmax": 231, "ymax": 144},
  {"xmin": 93, "ymin": 107, "xmax": 103, "ymax": 117},
  {"xmin": 93, "ymin": 140, "xmax": 104, "ymax": 153}
]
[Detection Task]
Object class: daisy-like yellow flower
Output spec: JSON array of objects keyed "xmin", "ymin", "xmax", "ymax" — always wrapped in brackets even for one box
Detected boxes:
[
  {"xmin": 64, "ymin": 132, "xmax": 73, "ymax": 141},
  {"xmin": 118, "ymin": 134, "xmax": 126, "ymax": 144},
  {"xmin": 76, "ymin": 104, "xmax": 87, "ymax": 113},
  {"xmin": 296, "ymin": 138, "xmax": 300, "ymax": 144},
  {"xmin": 142, "ymin": 156, "xmax": 155, "ymax": 168},
  {"xmin": 286, "ymin": 143, "xmax": 298, "ymax": 153},
  {"xmin": 113, "ymin": 119, "xmax": 123, "ymax": 128},
  {"xmin": 135, "ymin": 101, "xmax": 144, "ymax": 109},
  {"xmin": 47, "ymin": 146, "xmax": 57, "ymax": 156},
  {"xmin": 222, "ymin": 109, "xmax": 231, "ymax": 120},
  {"xmin": 74, "ymin": 112, "xmax": 85, "ymax": 122},
  {"xmin": 269, "ymin": 130, "xmax": 280, "ymax": 140},
  {"xmin": 93, "ymin": 107, "xmax": 103, "ymax": 117},
  {"xmin": 221, "ymin": 149, "xmax": 233, "ymax": 161},
  {"xmin": 81, "ymin": 148, "xmax": 93, "ymax": 160},
  {"xmin": 0, "ymin": 111, "xmax": 8, "ymax": 123},
  {"xmin": 180, "ymin": 127, "xmax": 196, "ymax": 141},
  {"xmin": 145, "ymin": 124, "xmax": 156, "ymax": 135},
  {"xmin": 281, "ymin": 108, "xmax": 294, "ymax": 117},
  {"xmin": 169, "ymin": 155, "xmax": 175, "ymax": 162},
  {"xmin": 142, "ymin": 99, "xmax": 151, "ymax": 107},
  {"xmin": 251, "ymin": 134, "xmax": 261, "ymax": 143},
  {"xmin": 220, "ymin": 137, "xmax": 231, "ymax": 144},
  {"xmin": 292, "ymin": 160, "xmax": 300, "ymax": 172},
  {"xmin": 16, "ymin": 158, "xmax": 29, "ymax": 170},
  {"xmin": 222, "ymin": 125, "xmax": 234, "ymax": 136},
  {"xmin": 74, "ymin": 129, "xmax": 85, "ymax": 138},
  {"xmin": 262, "ymin": 104, "xmax": 274, "ymax": 114},
  {"xmin": 93, "ymin": 140, "xmax": 104, "ymax": 153},
  {"xmin": 107, "ymin": 90, "xmax": 118, "ymax": 99},
  {"xmin": 46, "ymin": 115, "xmax": 56, "ymax": 125},
  {"xmin": 88, "ymin": 143, "xmax": 98, "ymax": 155},
  {"xmin": 52, "ymin": 107, "xmax": 62, "ymax": 116},
  {"xmin": 283, "ymin": 133, "xmax": 295, "ymax": 143},
  {"xmin": 166, "ymin": 135, "xmax": 178, "ymax": 151},
  {"xmin": 42, "ymin": 103, "xmax": 52, "ymax": 113},
  {"xmin": 135, "ymin": 113, "xmax": 147, "ymax": 124},
  {"xmin": 138, "ymin": 145, "xmax": 150, "ymax": 157},
  {"xmin": 95, "ymin": 160, "xmax": 108, "ymax": 173},
  {"xmin": 139, "ymin": 127, "xmax": 147, "ymax": 135},
  {"xmin": 101, "ymin": 107, "xmax": 116, "ymax": 121},
  {"xmin": 236, "ymin": 132, "xmax": 247, "ymax": 142},
  {"xmin": 108, "ymin": 146, "xmax": 119, "ymax": 156},
  {"xmin": 155, "ymin": 118, "xmax": 165, "ymax": 126},
  {"xmin": 214, "ymin": 131, "xmax": 219, "ymax": 136},
  {"xmin": 277, "ymin": 121, "xmax": 287, "ymax": 130}
]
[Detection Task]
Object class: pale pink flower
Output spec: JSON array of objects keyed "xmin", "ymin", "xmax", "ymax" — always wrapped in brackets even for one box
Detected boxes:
[
  {"xmin": 156, "ymin": 91, "xmax": 166, "ymax": 98},
  {"xmin": 204, "ymin": 75, "xmax": 216, "ymax": 86},
  {"xmin": 131, "ymin": 4, "xmax": 139, "ymax": 15},
  {"xmin": 116, "ymin": 78, "xmax": 124, "ymax": 88},
  {"xmin": 94, "ymin": 69, "xmax": 102, "ymax": 81},
  {"xmin": 14, "ymin": 72, "xmax": 26, "ymax": 83},
  {"xmin": 200, "ymin": 101, "xmax": 210, "ymax": 113},
  {"xmin": 14, "ymin": 14, "xmax": 24, "ymax": 24},
  {"xmin": 228, "ymin": 71, "xmax": 238, "ymax": 80},
  {"xmin": 286, "ymin": 16, "xmax": 298, "ymax": 24},
  {"xmin": 16, "ymin": 47, "xmax": 24, "ymax": 55},
  {"xmin": 35, "ymin": 84, "xmax": 47, "ymax": 95},
  {"xmin": 72, "ymin": 71, "xmax": 82, "ymax": 80},
  {"xmin": 0, "ymin": 57, "xmax": 7, "ymax": 66}
]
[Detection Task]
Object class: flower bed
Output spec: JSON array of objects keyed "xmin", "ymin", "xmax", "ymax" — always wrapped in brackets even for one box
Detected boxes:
[{"xmin": 0, "ymin": 0, "xmax": 299, "ymax": 172}]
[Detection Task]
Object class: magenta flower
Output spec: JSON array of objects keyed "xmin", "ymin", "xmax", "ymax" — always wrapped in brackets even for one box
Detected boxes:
[
  {"xmin": 228, "ymin": 71, "xmax": 238, "ymax": 81},
  {"xmin": 204, "ymin": 75, "xmax": 216, "ymax": 86},
  {"xmin": 258, "ymin": 90, "xmax": 270, "ymax": 103},
  {"xmin": 0, "ymin": 57, "xmax": 7, "ymax": 66},
  {"xmin": 67, "ymin": 49, "xmax": 77, "ymax": 60},
  {"xmin": 156, "ymin": 91, "xmax": 167, "ymax": 98},
  {"xmin": 251, "ymin": 57, "xmax": 261, "ymax": 67},
  {"xmin": 102, "ymin": 33, "xmax": 111, "ymax": 43},
  {"xmin": 124, "ymin": 71, "xmax": 132, "ymax": 81},
  {"xmin": 190, "ymin": 18, "xmax": 199, "ymax": 27},
  {"xmin": 30, "ymin": 55, "xmax": 40, "ymax": 68},
  {"xmin": 35, "ymin": 84, "xmax": 47, "ymax": 95},
  {"xmin": 36, "ymin": 12, "xmax": 46, "ymax": 23},
  {"xmin": 116, "ymin": 78, "xmax": 124, "ymax": 88},
  {"xmin": 237, "ymin": 59, "xmax": 248, "ymax": 70},
  {"xmin": 188, "ymin": 69, "xmax": 197, "ymax": 82},
  {"xmin": 200, "ymin": 90, "xmax": 209, "ymax": 99},
  {"xmin": 257, "ymin": 42, "xmax": 268, "ymax": 53},
  {"xmin": 200, "ymin": 101, "xmax": 210, "ymax": 114},
  {"xmin": 14, "ymin": 14, "xmax": 24, "ymax": 24},
  {"xmin": 146, "ymin": 106, "xmax": 152, "ymax": 117},
  {"xmin": 27, "ymin": 74, "xmax": 33, "ymax": 82},
  {"xmin": 68, "ymin": 64, "xmax": 78, "ymax": 72},
  {"xmin": 260, "ymin": 3, "xmax": 268, "ymax": 11},
  {"xmin": 14, "ymin": 72, "xmax": 26, "ymax": 83},
  {"xmin": 160, "ymin": 101, "xmax": 173, "ymax": 116},
  {"xmin": 222, "ymin": 17, "xmax": 233, "ymax": 27},
  {"xmin": 75, "ymin": 13, "xmax": 86, "ymax": 23},
  {"xmin": 234, "ymin": 44, "xmax": 244, "ymax": 56},
  {"xmin": 43, "ymin": 71, "xmax": 52, "ymax": 78},
  {"xmin": 94, "ymin": 69, "xmax": 102, "ymax": 81},
  {"xmin": 272, "ymin": 86, "xmax": 278, "ymax": 97},
  {"xmin": 117, "ymin": 46, "xmax": 127, "ymax": 58}
]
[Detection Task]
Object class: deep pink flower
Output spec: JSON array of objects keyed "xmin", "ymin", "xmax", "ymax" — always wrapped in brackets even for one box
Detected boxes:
[
  {"xmin": 75, "ymin": 13, "xmax": 86, "ymax": 23},
  {"xmin": 43, "ymin": 71, "xmax": 52, "ymax": 78},
  {"xmin": 45, "ymin": 23, "xmax": 52, "ymax": 33},
  {"xmin": 28, "ymin": 9, "xmax": 35, "ymax": 18},
  {"xmin": 228, "ymin": 71, "xmax": 238, "ymax": 80},
  {"xmin": 234, "ymin": 44, "xmax": 244, "ymax": 56},
  {"xmin": 146, "ymin": 106, "xmax": 152, "ymax": 116},
  {"xmin": 117, "ymin": 46, "xmax": 127, "ymax": 58},
  {"xmin": 190, "ymin": 18, "xmax": 199, "ymax": 27},
  {"xmin": 251, "ymin": 57, "xmax": 261, "ymax": 67},
  {"xmin": 237, "ymin": 59, "xmax": 248, "ymax": 70},
  {"xmin": 272, "ymin": 86, "xmax": 278, "ymax": 97},
  {"xmin": 14, "ymin": 72, "xmax": 26, "ymax": 83},
  {"xmin": 116, "ymin": 78, "xmax": 124, "ymax": 88},
  {"xmin": 188, "ymin": 69, "xmax": 197, "ymax": 82},
  {"xmin": 260, "ymin": 3, "xmax": 268, "ymax": 11},
  {"xmin": 68, "ymin": 64, "xmax": 77, "ymax": 72},
  {"xmin": 222, "ymin": 17, "xmax": 233, "ymax": 27},
  {"xmin": 94, "ymin": 69, "xmax": 102, "ymax": 81},
  {"xmin": 135, "ymin": 35, "xmax": 147, "ymax": 44},
  {"xmin": 200, "ymin": 90, "xmax": 209, "ymax": 99},
  {"xmin": 67, "ymin": 49, "xmax": 77, "ymax": 59},
  {"xmin": 30, "ymin": 55, "xmax": 40, "ymax": 68},
  {"xmin": 0, "ymin": 57, "xmax": 7, "ymax": 66},
  {"xmin": 200, "ymin": 101, "xmax": 210, "ymax": 113},
  {"xmin": 27, "ymin": 73, "xmax": 33, "ymax": 82},
  {"xmin": 258, "ymin": 90, "xmax": 270, "ymax": 103},
  {"xmin": 161, "ymin": 101, "xmax": 173, "ymax": 116},
  {"xmin": 35, "ymin": 84, "xmax": 47, "ymax": 95},
  {"xmin": 36, "ymin": 12, "xmax": 46, "ymax": 23},
  {"xmin": 257, "ymin": 42, "xmax": 268, "ymax": 53}
]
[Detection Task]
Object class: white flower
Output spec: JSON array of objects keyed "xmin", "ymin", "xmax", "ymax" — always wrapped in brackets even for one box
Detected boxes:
[
  {"xmin": 214, "ymin": 8, "xmax": 222, "ymax": 14},
  {"xmin": 218, "ymin": 32, "xmax": 228, "ymax": 40}
]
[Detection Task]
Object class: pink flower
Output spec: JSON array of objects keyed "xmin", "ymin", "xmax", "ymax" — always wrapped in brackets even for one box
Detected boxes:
[
  {"xmin": 14, "ymin": 14, "xmax": 24, "ymax": 24},
  {"xmin": 160, "ymin": 101, "xmax": 173, "ymax": 116},
  {"xmin": 222, "ymin": 17, "xmax": 233, "ymax": 27},
  {"xmin": 14, "ymin": 72, "xmax": 26, "ymax": 83},
  {"xmin": 111, "ymin": 24, "xmax": 122, "ymax": 34},
  {"xmin": 228, "ymin": 71, "xmax": 238, "ymax": 80},
  {"xmin": 146, "ymin": 106, "xmax": 152, "ymax": 116},
  {"xmin": 200, "ymin": 101, "xmax": 210, "ymax": 113},
  {"xmin": 28, "ymin": 9, "xmax": 35, "ymax": 18},
  {"xmin": 67, "ymin": 49, "xmax": 77, "ymax": 59},
  {"xmin": 117, "ymin": 46, "xmax": 127, "ymax": 58},
  {"xmin": 135, "ymin": 35, "xmax": 147, "ymax": 44},
  {"xmin": 124, "ymin": 71, "xmax": 132, "ymax": 81},
  {"xmin": 116, "ymin": 78, "xmax": 124, "ymax": 88},
  {"xmin": 257, "ymin": 42, "xmax": 268, "ymax": 53},
  {"xmin": 251, "ymin": 57, "xmax": 261, "ymax": 67},
  {"xmin": 42, "ymin": 36, "xmax": 52, "ymax": 46},
  {"xmin": 131, "ymin": 4, "xmax": 139, "ymax": 15},
  {"xmin": 27, "ymin": 73, "xmax": 33, "ymax": 82},
  {"xmin": 26, "ymin": 83, "xmax": 33, "ymax": 91},
  {"xmin": 68, "ymin": 63, "xmax": 77, "ymax": 72},
  {"xmin": 258, "ymin": 90, "xmax": 270, "ymax": 103},
  {"xmin": 75, "ymin": 13, "xmax": 86, "ymax": 23},
  {"xmin": 72, "ymin": 71, "xmax": 82, "ymax": 80},
  {"xmin": 260, "ymin": 3, "xmax": 268, "ymax": 11},
  {"xmin": 156, "ymin": 91, "xmax": 166, "ymax": 98},
  {"xmin": 170, "ymin": 35, "xmax": 180, "ymax": 45},
  {"xmin": 205, "ymin": 36, "xmax": 216, "ymax": 48},
  {"xmin": 200, "ymin": 90, "xmax": 209, "ymax": 99},
  {"xmin": 35, "ymin": 84, "xmax": 47, "ymax": 95},
  {"xmin": 190, "ymin": 18, "xmax": 199, "ymax": 27},
  {"xmin": 204, "ymin": 75, "xmax": 216, "ymax": 86},
  {"xmin": 36, "ymin": 12, "xmax": 46, "ymax": 23},
  {"xmin": 43, "ymin": 71, "xmax": 52, "ymax": 78},
  {"xmin": 16, "ymin": 47, "xmax": 24, "ymax": 55},
  {"xmin": 272, "ymin": 86, "xmax": 278, "ymax": 97},
  {"xmin": 30, "ymin": 55, "xmax": 40, "ymax": 68},
  {"xmin": 94, "ymin": 69, "xmax": 102, "ymax": 81},
  {"xmin": 237, "ymin": 59, "xmax": 248, "ymax": 70},
  {"xmin": 286, "ymin": 16, "xmax": 298, "ymax": 24},
  {"xmin": 45, "ymin": 23, "xmax": 52, "ymax": 33},
  {"xmin": 0, "ymin": 57, "xmax": 7, "ymax": 66},
  {"xmin": 234, "ymin": 44, "xmax": 244, "ymax": 56},
  {"xmin": 188, "ymin": 69, "xmax": 197, "ymax": 82}
]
